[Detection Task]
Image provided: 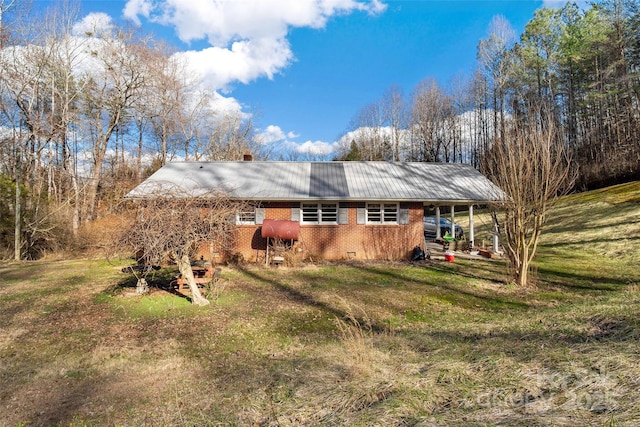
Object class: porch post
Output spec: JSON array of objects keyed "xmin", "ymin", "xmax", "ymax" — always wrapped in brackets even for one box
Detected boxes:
[
  {"xmin": 468, "ymin": 204, "xmax": 474, "ymax": 249},
  {"xmin": 450, "ymin": 205, "xmax": 455, "ymax": 238},
  {"xmin": 493, "ymin": 216, "xmax": 500, "ymax": 253},
  {"xmin": 435, "ymin": 206, "xmax": 441, "ymax": 239}
]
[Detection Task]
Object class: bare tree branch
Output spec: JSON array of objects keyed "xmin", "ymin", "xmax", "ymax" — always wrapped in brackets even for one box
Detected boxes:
[
  {"xmin": 482, "ymin": 105, "xmax": 577, "ymax": 287},
  {"xmin": 111, "ymin": 187, "xmax": 248, "ymax": 305}
]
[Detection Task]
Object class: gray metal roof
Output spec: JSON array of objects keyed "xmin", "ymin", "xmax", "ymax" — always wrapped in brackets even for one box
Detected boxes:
[{"xmin": 126, "ymin": 161, "xmax": 504, "ymax": 204}]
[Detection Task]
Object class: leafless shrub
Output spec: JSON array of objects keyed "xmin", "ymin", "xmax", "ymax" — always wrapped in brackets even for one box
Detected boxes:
[
  {"xmin": 482, "ymin": 107, "xmax": 577, "ymax": 287},
  {"xmin": 110, "ymin": 185, "xmax": 248, "ymax": 305},
  {"xmin": 283, "ymin": 245, "xmax": 304, "ymax": 267}
]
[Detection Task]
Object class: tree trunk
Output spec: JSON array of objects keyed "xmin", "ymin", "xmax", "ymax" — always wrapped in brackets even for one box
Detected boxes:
[
  {"xmin": 516, "ymin": 260, "xmax": 529, "ymax": 287},
  {"xmin": 136, "ymin": 278, "xmax": 149, "ymax": 294},
  {"xmin": 14, "ymin": 153, "xmax": 21, "ymax": 261},
  {"xmin": 514, "ymin": 236, "xmax": 530, "ymax": 287},
  {"xmin": 83, "ymin": 167, "xmax": 101, "ymax": 222},
  {"xmin": 175, "ymin": 253, "xmax": 210, "ymax": 306}
]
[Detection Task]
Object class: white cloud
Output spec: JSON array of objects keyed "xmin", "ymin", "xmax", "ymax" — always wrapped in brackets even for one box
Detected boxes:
[
  {"xmin": 207, "ymin": 91, "xmax": 245, "ymax": 117},
  {"xmin": 286, "ymin": 140, "xmax": 339, "ymax": 156},
  {"xmin": 257, "ymin": 125, "xmax": 299, "ymax": 144},
  {"xmin": 255, "ymin": 125, "xmax": 334, "ymax": 156},
  {"xmin": 174, "ymin": 38, "xmax": 293, "ymax": 91},
  {"xmin": 336, "ymin": 125, "xmax": 407, "ymax": 145},
  {"xmin": 258, "ymin": 125, "xmax": 286, "ymax": 144},
  {"xmin": 71, "ymin": 12, "xmax": 114, "ymax": 37},
  {"xmin": 125, "ymin": 0, "xmax": 386, "ymax": 46},
  {"xmin": 124, "ymin": 0, "xmax": 386, "ymax": 90},
  {"xmin": 121, "ymin": 0, "xmax": 388, "ymax": 156},
  {"xmin": 123, "ymin": 0, "xmax": 152, "ymax": 26}
]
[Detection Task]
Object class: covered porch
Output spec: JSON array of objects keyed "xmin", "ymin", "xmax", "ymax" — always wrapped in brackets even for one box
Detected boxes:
[{"xmin": 423, "ymin": 203, "xmax": 502, "ymax": 259}]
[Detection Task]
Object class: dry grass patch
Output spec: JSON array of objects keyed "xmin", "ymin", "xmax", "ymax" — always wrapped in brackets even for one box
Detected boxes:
[{"xmin": 2, "ymin": 257, "xmax": 640, "ymax": 426}]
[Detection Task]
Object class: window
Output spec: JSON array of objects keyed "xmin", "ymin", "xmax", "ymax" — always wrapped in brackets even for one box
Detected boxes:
[
  {"xmin": 366, "ymin": 202, "xmax": 398, "ymax": 224},
  {"xmin": 300, "ymin": 202, "xmax": 338, "ymax": 224},
  {"xmin": 321, "ymin": 203, "xmax": 338, "ymax": 222},
  {"xmin": 301, "ymin": 203, "xmax": 319, "ymax": 223},
  {"xmin": 236, "ymin": 210, "xmax": 256, "ymax": 225}
]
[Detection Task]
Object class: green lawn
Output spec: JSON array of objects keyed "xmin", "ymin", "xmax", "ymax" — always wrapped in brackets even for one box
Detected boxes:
[{"xmin": 1, "ymin": 182, "xmax": 639, "ymax": 426}]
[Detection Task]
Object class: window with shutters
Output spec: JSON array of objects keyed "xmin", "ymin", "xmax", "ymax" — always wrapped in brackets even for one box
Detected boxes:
[
  {"xmin": 300, "ymin": 202, "xmax": 338, "ymax": 224},
  {"xmin": 366, "ymin": 202, "xmax": 399, "ymax": 224}
]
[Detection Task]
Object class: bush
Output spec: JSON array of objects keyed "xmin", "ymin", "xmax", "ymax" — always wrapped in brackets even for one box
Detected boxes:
[{"xmin": 0, "ymin": 174, "xmax": 16, "ymax": 256}]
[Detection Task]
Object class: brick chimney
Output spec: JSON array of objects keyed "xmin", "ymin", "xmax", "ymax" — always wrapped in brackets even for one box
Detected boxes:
[{"xmin": 243, "ymin": 152, "xmax": 253, "ymax": 161}]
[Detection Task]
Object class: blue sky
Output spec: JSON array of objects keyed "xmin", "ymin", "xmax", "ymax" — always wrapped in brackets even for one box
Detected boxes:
[{"xmin": 33, "ymin": 0, "xmax": 569, "ymax": 158}]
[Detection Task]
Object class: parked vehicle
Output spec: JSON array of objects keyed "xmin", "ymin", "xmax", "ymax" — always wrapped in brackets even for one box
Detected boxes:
[{"xmin": 423, "ymin": 216, "xmax": 464, "ymax": 240}]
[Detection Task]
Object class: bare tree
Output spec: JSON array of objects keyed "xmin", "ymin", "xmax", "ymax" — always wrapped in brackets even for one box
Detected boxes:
[
  {"xmin": 380, "ymin": 84, "xmax": 408, "ymax": 161},
  {"xmin": 410, "ymin": 78, "xmax": 455, "ymax": 162},
  {"xmin": 136, "ymin": 44, "xmax": 200, "ymax": 166},
  {"xmin": 0, "ymin": 8, "xmax": 59, "ymax": 259},
  {"xmin": 477, "ymin": 15, "xmax": 517, "ymax": 143},
  {"xmin": 113, "ymin": 188, "xmax": 247, "ymax": 306},
  {"xmin": 344, "ymin": 103, "xmax": 389, "ymax": 161},
  {"xmin": 44, "ymin": 2, "xmax": 92, "ymax": 236},
  {"xmin": 0, "ymin": 0, "xmax": 23, "ymax": 49},
  {"xmin": 482, "ymin": 107, "xmax": 576, "ymax": 287},
  {"xmin": 200, "ymin": 112, "xmax": 254, "ymax": 160},
  {"xmin": 76, "ymin": 29, "xmax": 146, "ymax": 222}
]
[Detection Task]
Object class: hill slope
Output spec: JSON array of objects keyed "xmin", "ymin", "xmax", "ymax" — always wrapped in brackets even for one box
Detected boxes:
[{"xmin": 537, "ymin": 181, "xmax": 640, "ymax": 289}]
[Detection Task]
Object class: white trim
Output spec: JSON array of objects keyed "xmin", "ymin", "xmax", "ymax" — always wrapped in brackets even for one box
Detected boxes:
[
  {"xmin": 236, "ymin": 209, "xmax": 256, "ymax": 225},
  {"xmin": 366, "ymin": 202, "xmax": 399, "ymax": 224},
  {"xmin": 300, "ymin": 202, "xmax": 339, "ymax": 224},
  {"xmin": 468, "ymin": 204, "xmax": 475, "ymax": 247}
]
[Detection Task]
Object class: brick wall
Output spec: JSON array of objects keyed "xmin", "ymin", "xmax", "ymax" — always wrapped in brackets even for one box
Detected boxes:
[{"xmin": 202, "ymin": 201, "xmax": 425, "ymax": 263}]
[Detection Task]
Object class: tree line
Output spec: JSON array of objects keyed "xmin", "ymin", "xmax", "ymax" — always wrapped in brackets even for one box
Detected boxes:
[
  {"xmin": 0, "ymin": 2, "xmax": 260, "ymax": 259},
  {"xmin": 0, "ymin": 1, "xmax": 638, "ymax": 260},
  {"xmin": 336, "ymin": 0, "xmax": 640, "ymax": 191}
]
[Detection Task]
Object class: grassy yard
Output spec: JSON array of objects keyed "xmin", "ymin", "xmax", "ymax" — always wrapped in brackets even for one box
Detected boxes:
[{"xmin": 1, "ymin": 182, "xmax": 639, "ymax": 426}]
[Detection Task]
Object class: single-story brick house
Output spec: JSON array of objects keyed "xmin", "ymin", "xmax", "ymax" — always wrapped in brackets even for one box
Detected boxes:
[{"xmin": 126, "ymin": 160, "xmax": 503, "ymax": 262}]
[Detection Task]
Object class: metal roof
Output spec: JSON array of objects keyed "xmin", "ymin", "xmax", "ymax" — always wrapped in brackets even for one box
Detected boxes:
[{"xmin": 126, "ymin": 161, "xmax": 504, "ymax": 204}]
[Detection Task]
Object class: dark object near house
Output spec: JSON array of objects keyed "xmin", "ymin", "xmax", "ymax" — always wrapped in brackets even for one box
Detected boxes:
[
  {"xmin": 170, "ymin": 265, "xmax": 221, "ymax": 292},
  {"xmin": 423, "ymin": 216, "xmax": 464, "ymax": 240},
  {"xmin": 411, "ymin": 245, "xmax": 430, "ymax": 261},
  {"xmin": 261, "ymin": 219, "xmax": 300, "ymax": 240}
]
